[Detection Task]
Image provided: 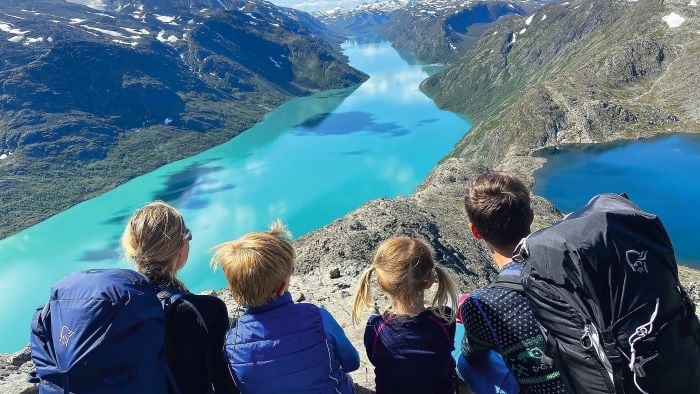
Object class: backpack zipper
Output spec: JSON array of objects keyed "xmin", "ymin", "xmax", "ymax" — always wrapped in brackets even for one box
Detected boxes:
[{"xmin": 580, "ymin": 322, "xmax": 615, "ymax": 387}]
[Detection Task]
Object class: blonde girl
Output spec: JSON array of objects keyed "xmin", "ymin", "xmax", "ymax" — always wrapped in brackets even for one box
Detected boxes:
[
  {"xmin": 352, "ymin": 236, "xmax": 458, "ymax": 394},
  {"xmin": 122, "ymin": 201, "xmax": 236, "ymax": 394}
]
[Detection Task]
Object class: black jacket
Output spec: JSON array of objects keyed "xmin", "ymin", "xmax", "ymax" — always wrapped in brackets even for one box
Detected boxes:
[{"xmin": 166, "ymin": 293, "xmax": 238, "ymax": 394}]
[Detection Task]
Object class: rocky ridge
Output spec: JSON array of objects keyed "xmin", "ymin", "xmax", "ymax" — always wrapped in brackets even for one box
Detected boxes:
[
  {"xmin": 2, "ymin": 0, "xmax": 700, "ymax": 391},
  {"xmin": 3, "ymin": 156, "xmax": 698, "ymax": 393},
  {"xmin": 384, "ymin": 0, "xmax": 528, "ymax": 63},
  {"xmin": 314, "ymin": 0, "xmax": 407, "ymax": 36},
  {"xmin": 422, "ymin": 0, "xmax": 700, "ymax": 171},
  {"xmin": 315, "ymin": 0, "xmax": 551, "ymax": 63}
]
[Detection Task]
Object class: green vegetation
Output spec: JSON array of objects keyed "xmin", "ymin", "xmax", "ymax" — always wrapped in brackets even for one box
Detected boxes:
[
  {"xmin": 422, "ymin": 0, "xmax": 699, "ymax": 169},
  {"xmin": 0, "ymin": 93, "xmax": 278, "ymax": 238},
  {"xmin": 0, "ymin": 0, "xmax": 367, "ymax": 239}
]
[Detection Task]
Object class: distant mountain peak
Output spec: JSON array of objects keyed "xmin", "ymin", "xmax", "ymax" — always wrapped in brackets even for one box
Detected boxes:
[{"xmin": 102, "ymin": 0, "xmax": 242, "ymax": 13}]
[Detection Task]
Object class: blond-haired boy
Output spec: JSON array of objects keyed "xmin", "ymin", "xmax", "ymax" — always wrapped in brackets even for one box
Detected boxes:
[{"xmin": 211, "ymin": 221, "xmax": 359, "ymax": 393}]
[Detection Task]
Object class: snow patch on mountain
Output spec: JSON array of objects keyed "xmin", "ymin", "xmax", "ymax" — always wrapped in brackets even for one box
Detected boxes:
[
  {"xmin": 0, "ymin": 22, "xmax": 28, "ymax": 35},
  {"xmin": 25, "ymin": 36, "xmax": 44, "ymax": 44},
  {"xmin": 157, "ymin": 30, "xmax": 179, "ymax": 43},
  {"xmin": 662, "ymin": 12, "xmax": 685, "ymax": 28},
  {"xmin": 155, "ymin": 15, "xmax": 177, "ymax": 24},
  {"xmin": 122, "ymin": 27, "xmax": 150, "ymax": 35},
  {"xmin": 83, "ymin": 25, "xmax": 132, "ymax": 37},
  {"xmin": 2, "ymin": 13, "xmax": 25, "ymax": 20}
]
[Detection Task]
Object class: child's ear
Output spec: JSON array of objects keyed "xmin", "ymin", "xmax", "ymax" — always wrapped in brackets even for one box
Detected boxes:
[
  {"xmin": 276, "ymin": 281, "xmax": 289, "ymax": 297},
  {"xmin": 469, "ymin": 223, "xmax": 482, "ymax": 240}
]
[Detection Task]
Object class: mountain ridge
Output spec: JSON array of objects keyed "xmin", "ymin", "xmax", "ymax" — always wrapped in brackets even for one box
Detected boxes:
[
  {"xmin": 421, "ymin": 0, "xmax": 699, "ymax": 169},
  {"xmin": 0, "ymin": 0, "xmax": 367, "ymax": 239},
  {"xmin": 315, "ymin": 0, "xmax": 550, "ymax": 63}
]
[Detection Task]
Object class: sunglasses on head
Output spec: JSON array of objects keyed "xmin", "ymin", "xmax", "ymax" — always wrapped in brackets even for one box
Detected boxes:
[{"xmin": 182, "ymin": 228, "xmax": 192, "ymax": 242}]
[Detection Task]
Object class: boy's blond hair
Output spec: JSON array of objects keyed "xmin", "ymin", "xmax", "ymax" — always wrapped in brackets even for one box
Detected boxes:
[{"xmin": 211, "ymin": 220, "xmax": 295, "ymax": 307}]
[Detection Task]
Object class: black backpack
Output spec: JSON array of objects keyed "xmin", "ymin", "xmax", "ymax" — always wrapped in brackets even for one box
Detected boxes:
[{"xmin": 514, "ymin": 194, "xmax": 700, "ymax": 394}]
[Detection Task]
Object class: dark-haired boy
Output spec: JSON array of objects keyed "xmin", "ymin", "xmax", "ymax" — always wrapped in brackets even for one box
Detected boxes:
[{"xmin": 458, "ymin": 172, "xmax": 568, "ymax": 393}]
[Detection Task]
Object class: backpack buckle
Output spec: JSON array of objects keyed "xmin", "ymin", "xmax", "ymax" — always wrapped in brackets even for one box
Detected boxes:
[{"xmin": 601, "ymin": 329, "xmax": 622, "ymax": 364}]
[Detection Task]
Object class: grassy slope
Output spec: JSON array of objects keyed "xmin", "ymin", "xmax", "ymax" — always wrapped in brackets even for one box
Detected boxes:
[
  {"xmin": 0, "ymin": 4, "xmax": 368, "ymax": 239},
  {"xmin": 0, "ymin": 94, "xmax": 280, "ymax": 238},
  {"xmin": 422, "ymin": 0, "xmax": 699, "ymax": 172}
]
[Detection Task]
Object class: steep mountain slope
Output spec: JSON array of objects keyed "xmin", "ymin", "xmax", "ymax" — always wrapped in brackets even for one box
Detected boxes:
[
  {"xmin": 422, "ymin": 0, "xmax": 699, "ymax": 172},
  {"xmin": 316, "ymin": 0, "xmax": 552, "ymax": 64},
  {"xmin": 0, "ymin": 0, "xmax": 367, "ymax": 238},
  {"xmin": 314, "ymin": 0, "xmax": 408, "ymax": 36},
  {"xmin": 385, "ymin": 0, "xmax": 529, "ymax": 63}
]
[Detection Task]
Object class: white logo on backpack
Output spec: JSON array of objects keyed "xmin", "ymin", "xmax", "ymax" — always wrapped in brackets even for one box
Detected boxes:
[
  {"xmin": 60, "ymin": 326, "xmax": 75, "ymax": 347},
  {"xmin": 626, "ymin": 250, "xmax": 648, "ymax": 274}
]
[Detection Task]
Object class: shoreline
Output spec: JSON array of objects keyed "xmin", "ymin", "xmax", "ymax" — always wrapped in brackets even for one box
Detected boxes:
[{"xmin": 2, "ymin": 128, "xmax": 699, "ymax": 394}]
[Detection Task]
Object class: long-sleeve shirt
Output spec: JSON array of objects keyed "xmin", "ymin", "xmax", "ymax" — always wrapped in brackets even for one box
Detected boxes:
[
  {"xmin": 460, "ymin": 263, "xmax": 568, "ymax": 394},
  {"xmin": 364, "ymin": 308, "xmax": 456, "ymax": 394},
  {"xmin": 166, "ymin": 293, "xmax": 238, "ymax": 394},
  {"xmin": 320, "ymin": 308, "xmax": 361, "ymax": 373}
]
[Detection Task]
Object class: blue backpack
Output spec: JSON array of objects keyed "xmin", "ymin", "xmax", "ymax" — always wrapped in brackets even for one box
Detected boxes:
[{"xmin": 30, "ymin": 269, "xmax": 182, "ymax": 393}]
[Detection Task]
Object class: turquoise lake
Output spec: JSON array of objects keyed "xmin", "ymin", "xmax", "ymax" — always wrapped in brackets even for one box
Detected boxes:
[
  {"xmin": 0, "ymin": 41, "xmax": 471, "ymax": 352},
  {"xmin": 534, "ymin": 134, "xmax": 700, "ymax": 268}
]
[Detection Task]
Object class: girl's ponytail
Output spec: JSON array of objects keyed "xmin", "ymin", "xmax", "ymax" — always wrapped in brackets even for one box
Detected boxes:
[
  {"xmin": 351, "ymin": 266, "xmax": 375, "ymax": 324},
  {"xmin": 431, "ymin": 265, "xmax": 457, "ymax": 322}
]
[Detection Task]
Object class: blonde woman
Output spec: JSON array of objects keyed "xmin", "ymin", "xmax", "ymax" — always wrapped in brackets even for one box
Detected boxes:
[
  {"xmin": 122, "ymin": 201, "xmax": 237, "ymax": 394},
  {"xmin": 352, "ymin": 237, "xmax": 458, "ymax": 394}
]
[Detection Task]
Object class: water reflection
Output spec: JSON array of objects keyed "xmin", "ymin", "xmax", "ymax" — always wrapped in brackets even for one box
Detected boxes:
[
  {"xmin": 79, "ymin": 241, "xmax": 120, "ymax": 262},
  {"xmin": 152, "ymin": 161, "xmax": 229, "ymax": 202},
  {"xmin": 295, "ymin": 111, "xmax": 409, "ymax": 137}
]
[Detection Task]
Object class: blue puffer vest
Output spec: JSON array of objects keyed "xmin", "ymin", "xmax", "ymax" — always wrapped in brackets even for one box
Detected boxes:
[{"xmin": 225, "ymin": 292, "xmax": 340, "ymax": 393}]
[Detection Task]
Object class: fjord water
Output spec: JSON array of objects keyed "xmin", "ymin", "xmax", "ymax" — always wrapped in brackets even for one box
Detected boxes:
[
  {"xmin": 0, "ymin": 41, "xmax": 470, "ymax": 352},
  {"xmin": 534, "ymin": 134, "xmax": 700, "ymax": 268}
]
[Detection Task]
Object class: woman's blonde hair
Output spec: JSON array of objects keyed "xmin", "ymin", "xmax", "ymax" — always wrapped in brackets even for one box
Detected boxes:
[
  {"xmin": 122, "ymin": 200, "xmax": 187, "ymax": 289},
  {"xmin": 210, "ymin": 220, "xmax": 295, "ymax": 308},
  {"xmin": 352, "ymin": 237, "xmax": 457, "ymax": 324}
]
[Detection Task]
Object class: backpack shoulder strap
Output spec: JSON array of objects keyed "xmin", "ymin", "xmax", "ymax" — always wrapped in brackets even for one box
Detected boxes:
[
  {"xmin": 157, "ymin": 287, "xmax": 185, "ymax": 313},
  {"xmin": 158, "ymin": 287, "xmax": 210, "ymax": 334},
  {"xmin": 489, "ymin": 262, "xmax": 524, "ymax": 293},
  {"xmin": 471, "ymin": 291, "xmax": 504, "ymax": 354}
]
